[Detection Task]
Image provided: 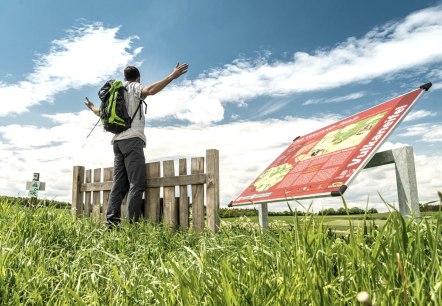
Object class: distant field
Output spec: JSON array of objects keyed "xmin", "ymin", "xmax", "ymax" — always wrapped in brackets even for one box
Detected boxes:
[{"xmin": 222, "ymin": 211, "xmax": 441, "ymax": 232}]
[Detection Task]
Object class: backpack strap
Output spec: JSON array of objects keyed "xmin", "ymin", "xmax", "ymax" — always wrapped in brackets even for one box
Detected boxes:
[
  {"xmin": 130, "ymin": 98, "xmax": 147, "ymax": 123},
  {"xmin": 122, "ymin": 82, "xmax": 147, "ymax": 123}
]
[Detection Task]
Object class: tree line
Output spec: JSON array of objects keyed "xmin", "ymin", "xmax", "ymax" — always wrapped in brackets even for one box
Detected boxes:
[
  {"xmin": 1, "ymin": 195, "xmax": 440, "ymax": 217},
  {"xmin": 220, "ymin": 202, "xmax": 442, "ymax": 218}
]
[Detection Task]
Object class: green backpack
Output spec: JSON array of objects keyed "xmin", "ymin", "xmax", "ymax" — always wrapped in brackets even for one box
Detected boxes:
[{"xmin": 98, "ymin": 80, "xmax": 145, "ymax": 134}]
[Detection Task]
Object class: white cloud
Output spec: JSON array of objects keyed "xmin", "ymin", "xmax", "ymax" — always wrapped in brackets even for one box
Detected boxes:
[
  {"xmin": 0, "ymin": 23, "xmax": 141, "ymax": 117},
  {"xmin": 403, "ymin": 109, "xmax": 437, "ymax": 121},
  {"xmin": 142, "ymin": 5, "xmax": 442, "ymax": 124},
  {"xmin": 3, "ymin": 5, "xmax": 442, "ymax": 124},
  {"xmin": 303, "ymin": 92, "xmax": 365, "ymax": 106},
  {"xmin": 255, "ymin": 100, "xmax": 291, "ymax": 117},
  {"xmin": 399, "ymin": 123, "xmax": 442, "ymax": 142}
]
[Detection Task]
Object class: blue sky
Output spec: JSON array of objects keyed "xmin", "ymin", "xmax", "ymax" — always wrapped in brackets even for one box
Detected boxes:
[{"xmin": 1, "ymin": 0, "xmax": 441, "ymax": 211}]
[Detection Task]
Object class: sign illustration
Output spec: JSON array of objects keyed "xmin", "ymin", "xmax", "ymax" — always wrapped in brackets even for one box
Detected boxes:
[{"xmin": 231, "ymin": 84, "xmax": 431, "ymax": 206}]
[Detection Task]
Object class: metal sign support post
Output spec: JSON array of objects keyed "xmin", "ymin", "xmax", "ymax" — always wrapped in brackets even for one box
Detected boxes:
[{"xmin": 257, "ymin": 145, "xmax": 420, "ymax": 228}]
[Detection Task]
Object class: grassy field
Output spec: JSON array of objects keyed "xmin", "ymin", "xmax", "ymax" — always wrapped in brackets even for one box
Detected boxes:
[
  {"xmin": 0, "ymin": 199, "xmax": 441, "ymax": 305},
  {"xmin": 223, "ymin": 211, "xmax": 441, "ymax": 232}
]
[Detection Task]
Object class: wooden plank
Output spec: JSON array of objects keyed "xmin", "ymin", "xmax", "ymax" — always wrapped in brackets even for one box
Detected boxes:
[
  {"xmin": 80, "ymin": 181, "xmax": 113, "ymax": 192},
  {"xmin": 191, "ymin": 157, "xmax": 205, "ymax": 233},
  {"xmin": 206, "ymin": 149, "xmax": 220, "ymax": 233},
  {"xmin": 145, "ymin": 162, "xmax": 161, "ymax": 223},
  {"xmin": 79, "ymin": 174, "xmax": 207, "ymax": 192},
  {"xmin": 71, "ymin": 166, "xmax": 85, "ymax": 220},
  {"xmin": 179, "ymin": 159, "xmax": 189, "ymax": 230},
  {"xmin": 92, "ymin": 168, "xmax": 102, "ymax": 218},
  {"xmin": 163, "ymin": 160, "xmax": 177, "ymax": 229},
  {"xmin": 102, "ymin": 167, "xmax": 113, "ymax": 220},
  {"xmin": 84, "ymin": 169, "xmax": 92, "ymax": 217},
  {"xmin": 147, "ymin": 174, "xmax": 207, "ymax": 187}
]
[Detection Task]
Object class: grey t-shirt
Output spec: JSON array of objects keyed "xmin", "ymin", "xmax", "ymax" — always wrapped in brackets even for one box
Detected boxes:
[{"xmin": 111, "ymin": 81, "xmax": 146, "ymax": 146}]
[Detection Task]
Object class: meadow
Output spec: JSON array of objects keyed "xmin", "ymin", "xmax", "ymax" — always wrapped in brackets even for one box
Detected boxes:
[{"xmin": 0, "ymin": 198, "xmax": 441, "ymax": 305}]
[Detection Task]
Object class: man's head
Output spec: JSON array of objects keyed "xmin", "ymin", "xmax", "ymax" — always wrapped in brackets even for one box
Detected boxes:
[{"xmin": 124, "ymin": 66, "xmax": 141, "ymax": 82}]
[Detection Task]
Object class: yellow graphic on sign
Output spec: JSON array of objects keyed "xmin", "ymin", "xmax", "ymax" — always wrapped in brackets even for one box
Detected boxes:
[
  {"xmin": 253, "ymin": 163, "xmax": 293, "ymax": 192},
  {"xmin": 296, "ymin": 112, "xmax": 386, "ymax": 161}
]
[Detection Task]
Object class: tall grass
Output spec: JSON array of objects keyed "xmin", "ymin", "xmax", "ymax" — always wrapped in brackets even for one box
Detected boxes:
[{"xmin": 0, "ymin": 198, "xmax": 441, "ymax": 305}]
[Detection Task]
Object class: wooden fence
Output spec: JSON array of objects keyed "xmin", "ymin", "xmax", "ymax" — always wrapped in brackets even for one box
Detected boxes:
[{"xmin": 71, "ymin": 149, "xmax": 220, "ymax": 233}]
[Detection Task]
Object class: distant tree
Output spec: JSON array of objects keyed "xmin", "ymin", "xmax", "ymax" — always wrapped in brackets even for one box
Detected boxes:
[
  {"xmin": 367, "ymin": 208, "xmax": 378, "ymax": 214},
  {"xmin": 337, "ymin": 207, "xmax": 346, "ymax": 215},
  {"xmin": 219, "ymin": 208, "xmax": 258, "ymax": 218},
  {"xmin": 419, "ymin": 202, "xmax": 442, "ymax": 212},
  {"xmin": 318, "ymin": 208, "xmax": 336, "ymax": 216},
  {"xmin": 349, "ymin": 207, "xmax": 365, "ymax": 215}
]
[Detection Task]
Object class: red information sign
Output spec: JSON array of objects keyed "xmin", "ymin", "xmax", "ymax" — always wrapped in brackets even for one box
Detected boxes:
[{"xmin": 231, "ymin": 84, "xmax": 431, "ymax": 206}]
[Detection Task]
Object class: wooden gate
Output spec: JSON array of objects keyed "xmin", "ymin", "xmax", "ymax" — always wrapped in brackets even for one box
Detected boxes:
[{"xmin": 72, "ymin": 149, "xmax": 220, "ymax": 233}]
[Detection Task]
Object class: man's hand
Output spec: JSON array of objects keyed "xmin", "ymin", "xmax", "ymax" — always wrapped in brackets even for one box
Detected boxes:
[
  {"xmin": 141, "ymin": 63, "xmax": 190, "ymax": 98},
  {"xmin": 170, "ymin": 63, "xmax": 189, "ymax": 80},
  {"xmin": 84, "ymin": 98, "xmax": 100, "ymax": 116}
]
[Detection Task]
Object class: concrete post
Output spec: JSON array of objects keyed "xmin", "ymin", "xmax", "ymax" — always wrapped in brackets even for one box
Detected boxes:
[
  {"xmin": 258, "ymin": 203, "xmax": 268, "ymax": 228},
  {"xmin": 364, "ymin": 146, "xmax": 420, "ymax": 217},
  {"xmin": 392, "ymin": 146, "xmax": 420, "ymax": 217}
]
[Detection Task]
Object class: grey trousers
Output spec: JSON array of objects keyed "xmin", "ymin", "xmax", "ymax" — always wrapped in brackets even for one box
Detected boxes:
[{"xmin": 106, "ymin": 137, "xmax": 146, "ymax": 223}]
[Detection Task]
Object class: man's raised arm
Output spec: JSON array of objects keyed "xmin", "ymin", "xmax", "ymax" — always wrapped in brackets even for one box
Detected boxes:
[{"xmin": 141, "ymin": 63, "xmax": 188, "ymax": 98}]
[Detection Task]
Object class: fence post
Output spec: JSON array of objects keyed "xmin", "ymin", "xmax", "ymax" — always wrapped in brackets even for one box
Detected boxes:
[
  {"xmin": 71, "ymin": 166, "xmax": 85, "ymax": 219},
  {"xmin": 206, "ymin": 149, "xmax": 220, "ymax": 233}
]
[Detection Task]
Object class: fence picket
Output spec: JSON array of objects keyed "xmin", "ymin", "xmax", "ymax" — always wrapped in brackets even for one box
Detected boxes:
[
  {"xmin": 72, "ymin": 166, "xmax": 84, "ymax": 219},
  {"xmin": 163, "ymin": 160, "xmax": 177, "ymax": 229},
  {"xmin": 85, "ymin": 169, "xmax": 92, "ymax": 217},
  {"xmin": 191, "ymin": 157, "xmax": 205, "ymax": 233},
  {"xmin": 206, "ymin": 149, "xmax": 220, "ymax": 233},
  {"xmin": 93, "ymin": 168, "xmax": 101, "ymax": 218},
  {"xmin": 145, "ymin": 162, "xmax": 161, "ymax": 223},
  {"xmin": 102, "ymin": 167, "xmax": 113, "ymax": 220},
  {"xmin": 179, "ymin": 159, "xmax": 189, "ymax": 230}
]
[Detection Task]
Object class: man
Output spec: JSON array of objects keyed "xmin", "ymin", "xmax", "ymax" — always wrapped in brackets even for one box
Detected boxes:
[{"xmin": 85, "ymin": 63, "xmax": 189, "ymax": 224}]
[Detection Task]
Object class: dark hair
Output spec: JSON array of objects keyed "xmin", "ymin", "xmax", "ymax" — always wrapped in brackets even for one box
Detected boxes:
[{"xmin": 124, "ymin": 66, "xmax": 140, "ymax": 81}]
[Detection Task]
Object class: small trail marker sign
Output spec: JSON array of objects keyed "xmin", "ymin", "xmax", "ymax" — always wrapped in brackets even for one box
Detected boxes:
[
  {"xmin": 26, "ymin": 173, "xmax": 46, "ymax": 205},
  {"xmin": 29, "ymin": 181, "xmax": 41, "ymax": 197}
]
